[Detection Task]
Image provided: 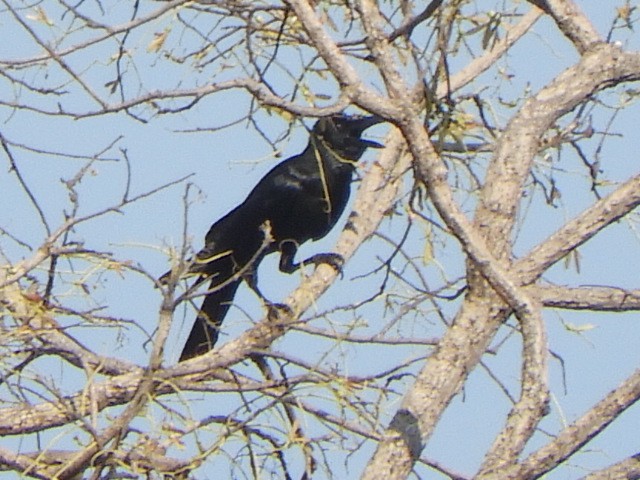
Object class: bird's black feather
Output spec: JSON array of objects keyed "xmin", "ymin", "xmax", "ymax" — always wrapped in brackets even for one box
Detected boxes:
[{"xmin": 162, "ymin": 114, "xmax": 383, "ymax": 361}]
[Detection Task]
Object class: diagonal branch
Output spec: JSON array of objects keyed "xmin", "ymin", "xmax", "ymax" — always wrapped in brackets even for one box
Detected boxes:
[
  {"xmin": 583, "ymin": 454, "xmax": 640, "ymax": 480},
  {"xmin": 511, "ymin": 368, "xmax": 640, "ymax": 479},
  {"xmin": 527, "ymin": 0, "xmax": 602, "ymax": 53},
  {"xmin": 516, "ymin": 173, "xmax": 640, "ymax": 284},
  {"xmin": 536, "ymin": 284, "xmax": 640, "ymax": 311}
]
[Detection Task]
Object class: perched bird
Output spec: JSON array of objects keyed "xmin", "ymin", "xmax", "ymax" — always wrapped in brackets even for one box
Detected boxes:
[{"xmin": 163, "ymin": 114, "xmax": 383, "ymax": 361}]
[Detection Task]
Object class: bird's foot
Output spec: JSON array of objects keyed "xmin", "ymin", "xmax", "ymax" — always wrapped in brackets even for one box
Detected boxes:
[
  {"xmin": 266, "ymin": 302, "xmax": 293, "ymax": 320},
  {"xmin": 157, "ymin": 270, "xmax": 171, "ymax": 286},
  {"xmin": 302, "ymin": 252, "xmax": 344, "ymax": 277}
]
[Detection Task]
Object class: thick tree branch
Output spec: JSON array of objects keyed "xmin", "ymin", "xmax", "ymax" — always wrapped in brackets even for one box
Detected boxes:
[
  {"xmin": 285, "ymin": 0, "xmax": 400, "ymax": 118},
  {"xmin": 536, "ymin": 284, "xmax": 640, "ymax": 311},
  {"xmin": 583, "ymin": 454, "xmax": 640, "ymax": 480},
  {"xmin": 477, "ymin": 299, "xmax": 548, "ymax": 476},
  {"xmin": 510, "ymin": 368, "xmax": 640, "ymax": 479},
  {"xmin": 351, "ymin": 3, "xmax": 551, "ymax": 478},
  {"xmin": 517, "ymin": 173, "xmax": 640, "ymax": 283},
  {"xmin": 475, "ymin": 45, "xmax": 640, "ymax": 260},
  {"xmin": 527, "ymin": 0, "xmax": 602, "ymax": 53}
]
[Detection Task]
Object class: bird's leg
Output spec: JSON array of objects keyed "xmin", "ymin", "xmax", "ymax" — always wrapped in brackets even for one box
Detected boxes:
[
  {"xmin": 278, "ymin": 240, "xmax": 301, "ymax": 273},
  {"xmin": 243, "ymin": 267, "xmax": 290, "ymax": 315},
  {"xmin": 279, "ymin": 240, "xmax": 344, "ymax": 274},
  {"xmin": 244, "ymin": 267, "xmax": 266, "ymax": 302}
]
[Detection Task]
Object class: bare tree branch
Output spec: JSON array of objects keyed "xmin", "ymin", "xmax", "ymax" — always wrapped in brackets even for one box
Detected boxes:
[
  {"xmin": 527, "ymin": 0, "xmax": 602, "ymax": 53},
  {"xmin": 512, "ymin": 368, "xmax": 640, "ymax": 479},
  {"xmin": 536, "ymin": 284, "xmax": 640, "ymax": 311},
  {"xmin": 583, "ymin": 454, "xmax": 640, "ymax": 480}
]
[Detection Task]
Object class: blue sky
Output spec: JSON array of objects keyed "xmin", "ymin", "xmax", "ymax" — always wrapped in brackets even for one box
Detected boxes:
[{"xmin": 1, "ymin": 2, "xmax": 639, "ymax": 478}]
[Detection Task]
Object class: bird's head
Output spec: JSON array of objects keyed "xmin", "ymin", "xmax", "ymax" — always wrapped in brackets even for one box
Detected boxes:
[{"xmin": 312, "ymin": 114, "xmax": 384, "ymax": 162}]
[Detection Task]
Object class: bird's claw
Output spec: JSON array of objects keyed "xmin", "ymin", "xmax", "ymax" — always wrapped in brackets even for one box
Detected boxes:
[
  {"xmin": 304, "ymin": 253, "xmax": 344, "ymax": 277},
  {"xmin": 266, "ymin": 302, "xmax": 292, "ymax": 321}
]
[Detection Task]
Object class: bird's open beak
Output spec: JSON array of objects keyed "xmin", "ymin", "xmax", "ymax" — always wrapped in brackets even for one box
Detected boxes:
[
  {"xmin": 355, "ymin": 115, "xmax": 384, "ymax": 148},
  {"xmin": 354, "ymin": 114, "xmax": 383, "ymax": 131},
  {"xmin": 360, "ymin": 138, "xmax": 384, "ymax": 148}
]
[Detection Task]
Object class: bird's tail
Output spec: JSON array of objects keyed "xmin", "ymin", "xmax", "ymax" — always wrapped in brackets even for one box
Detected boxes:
[{"xmin": 179, "ymin": 277, "xmax": 241, "ymax": 361}]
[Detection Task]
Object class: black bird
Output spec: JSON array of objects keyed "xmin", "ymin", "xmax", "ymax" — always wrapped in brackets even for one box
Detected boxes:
[{"xmin": 164, "ymin": 114, "xmax": 383, "ymax": 361}]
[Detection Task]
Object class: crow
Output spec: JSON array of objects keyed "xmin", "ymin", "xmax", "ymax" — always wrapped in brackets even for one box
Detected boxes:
[{"xmin": 163, "ymin": 114, "xmax": 383, "ymax": 360}]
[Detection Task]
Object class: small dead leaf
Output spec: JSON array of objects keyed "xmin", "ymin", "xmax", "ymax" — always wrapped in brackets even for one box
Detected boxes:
[
  {"xmin": 564, "ymin": 322, "xmax": 597, "ymax": 334},
  {"xmin": 148, "ymin": 29, "xmax": 170, "ymax": 53},
  {"xmin": 26, "ymin": 6, "xmax": 54, "ymax": 26},
  {"xmin": 264, "ymin": 105, "xmax": 294, "ymax": 123}
]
